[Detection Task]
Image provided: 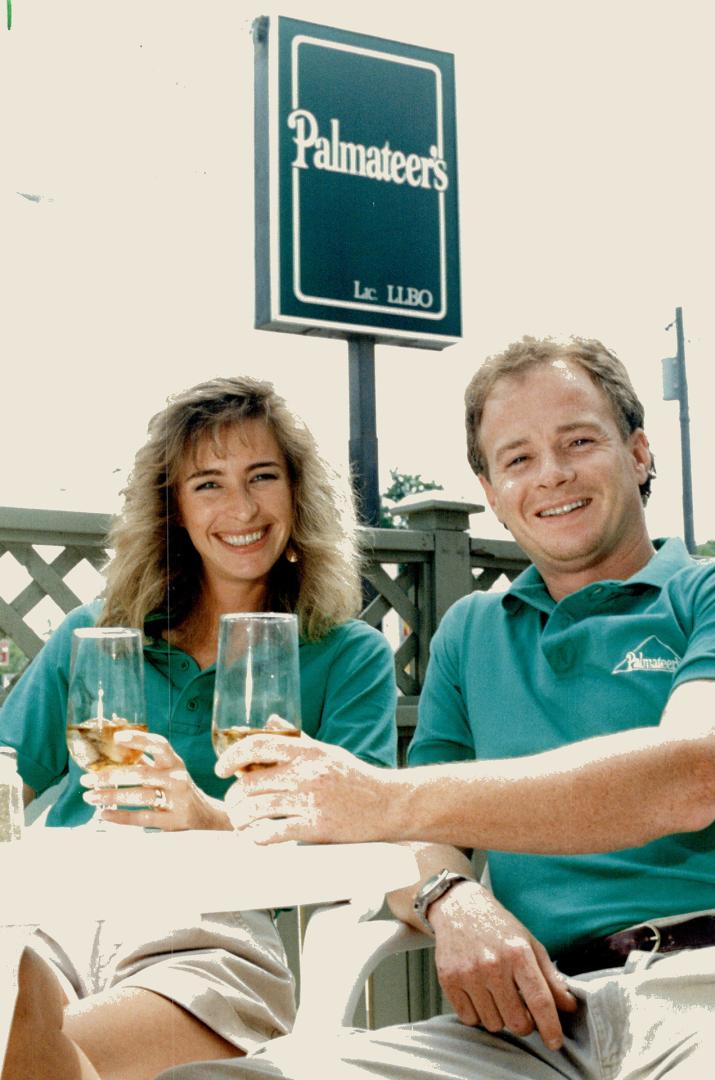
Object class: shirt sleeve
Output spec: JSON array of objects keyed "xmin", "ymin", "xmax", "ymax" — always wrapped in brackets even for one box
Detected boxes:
[
  {"xmin": 671, "ymin": 566, "xmax": 715, "ymax": 690},
  {"xmin": 408, "ymin": 599, "xmax": 476, "ymax": 767},
  {"xmin": 0, "ymin": 605, "xmax": 97, "ymax": 794},
  {"xmin": 314, "ymin": 622, "xmax": 397, "ymax": 768}
]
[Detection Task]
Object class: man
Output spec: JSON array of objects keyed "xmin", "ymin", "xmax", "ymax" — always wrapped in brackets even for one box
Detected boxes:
[
  {"xmin": 8, "ymin": 337, "xmax": 715, "ymax": 1079},
  {"xmin": 151, "ymin": 337, "xmax": 715, "ymax": 1079}
]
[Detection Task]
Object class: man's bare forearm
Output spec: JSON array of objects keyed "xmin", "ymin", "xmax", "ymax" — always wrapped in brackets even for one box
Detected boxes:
[
  {"xmin": 385, "ymin": 722, "xmax": 715, "ymax": 854},
  {"xmin": 218, "ymin": 681, "xmax": 715, "ymax": 851}
]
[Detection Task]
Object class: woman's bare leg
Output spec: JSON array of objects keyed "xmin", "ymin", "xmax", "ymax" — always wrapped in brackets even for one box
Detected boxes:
[
  {"xmin": 64, "ymin": 988, "xmax": 242, "ymax": 1080},
  {"xmin": 2, "ymin": 946, "xmax": 99, "ymax": 1080},
  {"xmin": 2, "ymin": 949, "xmax": 241, "ymax": 1080}
]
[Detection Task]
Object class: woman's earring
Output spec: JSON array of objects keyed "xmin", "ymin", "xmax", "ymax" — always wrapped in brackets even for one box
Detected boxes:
[{"xmin": 285, "ymin": 543, "xmax": 299, "ymax": 564}]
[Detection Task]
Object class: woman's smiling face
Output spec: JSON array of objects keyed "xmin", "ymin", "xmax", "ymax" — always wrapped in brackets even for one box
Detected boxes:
[{"xmin": 175, "ymin": 419, "xmax": 294, "ymax": 601}]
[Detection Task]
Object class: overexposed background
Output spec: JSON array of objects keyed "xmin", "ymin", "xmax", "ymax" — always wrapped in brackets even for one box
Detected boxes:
[{"xmin": 1, "ymin": 0, "xmax": 713, "ymax": 550}]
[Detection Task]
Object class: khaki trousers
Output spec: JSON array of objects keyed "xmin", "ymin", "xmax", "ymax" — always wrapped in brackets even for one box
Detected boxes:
[{"xmin": 157, "ymin": 944, "xmax": 715, "ymax": 1079}]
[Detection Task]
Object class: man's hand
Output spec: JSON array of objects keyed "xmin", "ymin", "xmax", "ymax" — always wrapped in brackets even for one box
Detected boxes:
[
  {"xmin": 428, "ymin": 880, "xmax": 577, "ymax": 1051},
  {"xmin": 216, "ymin": 728, "xmax": 396, "ymax": 843}
]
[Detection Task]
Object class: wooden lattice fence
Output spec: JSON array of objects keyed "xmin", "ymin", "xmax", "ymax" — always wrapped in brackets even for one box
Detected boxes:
[{"xmin": 0, "ymin": 500, "xmax": 528, "ymax": 733}]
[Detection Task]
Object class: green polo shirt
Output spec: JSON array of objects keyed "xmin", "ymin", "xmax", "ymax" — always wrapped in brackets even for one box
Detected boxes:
[
  {"xmin": 1, "ymin": 602, "xmax": 397, "ymax": 826},
  {"xmin": 409, "ymin": 538, "xmax": 715, "ymax": 955}
]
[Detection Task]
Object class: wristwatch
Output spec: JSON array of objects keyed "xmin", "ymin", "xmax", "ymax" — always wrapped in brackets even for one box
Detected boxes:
[{"xmin": 412, "ymin": 869, "xmax": 471, "ymax": 933}]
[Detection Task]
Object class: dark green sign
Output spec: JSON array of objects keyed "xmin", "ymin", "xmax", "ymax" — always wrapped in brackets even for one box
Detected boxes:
[{"xmin": 254, "ymin": 16, "xmax": 461, "ymax": 349}]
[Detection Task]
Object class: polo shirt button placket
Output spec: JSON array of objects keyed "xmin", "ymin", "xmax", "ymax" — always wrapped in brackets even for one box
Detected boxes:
[{"xmin": 554, "ymin": 646, "xmax": 574, "ymax": 672}]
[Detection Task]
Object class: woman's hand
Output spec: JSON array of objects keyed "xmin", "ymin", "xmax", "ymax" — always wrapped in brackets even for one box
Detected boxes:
[{"xmin": 79, "ymin": 731, "xmax": 231, "ymax": 831}]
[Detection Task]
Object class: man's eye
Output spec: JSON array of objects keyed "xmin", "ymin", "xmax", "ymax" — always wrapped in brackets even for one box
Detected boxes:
[
  {"xmin": 507, "ymin": 456, "xmax": 527, "ymax": 468},
  {"xmin": 571, "ymin": 438, "xmax": 594, "ymax": 448}
]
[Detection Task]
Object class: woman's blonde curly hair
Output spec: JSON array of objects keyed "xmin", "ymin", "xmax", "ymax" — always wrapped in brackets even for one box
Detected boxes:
[{"xmin": 99, "ymin": 376, "xmax": 362, "ymax": 640}]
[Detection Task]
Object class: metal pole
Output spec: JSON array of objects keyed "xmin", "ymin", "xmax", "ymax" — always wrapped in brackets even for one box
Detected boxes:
[
  {"xmin": 675, "ymin": 307, "xmax": 696, "ymax": 553},
  {"xmin": 348, "ymin": 337, "xmax": 380, "ymax": 526}
]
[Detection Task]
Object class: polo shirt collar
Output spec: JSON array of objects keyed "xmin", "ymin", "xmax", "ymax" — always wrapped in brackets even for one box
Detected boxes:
[
  {"xmin": 502, "ymin": 537, "xmax": 689, "ymax": 615},
  {"xmin": 143, "ymin": 611, "xmax": 169, "ymax": 644}
]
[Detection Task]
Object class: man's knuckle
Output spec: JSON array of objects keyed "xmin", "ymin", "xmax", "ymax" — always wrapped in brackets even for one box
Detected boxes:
[
  {"xmin": 437, "ymin": 969, "xmax": 459, "ymax": 994},
  {"xmin": 504, "ymin": 939, "xmax": 531, "ymax": 961},
  {"xmin": 478, "ymin": 953, "xmax": 501, "ymax": 976},
  {"xmin": 437, "ymin": 956, "xmax": 466, "ymax": 978},
  {"xmin": 508, "ymin": 1012, "xmax": 534, "ymax": 1036},
  {"xmin": 528, "ymin": 991, "xmax": 554, "ymax": 1013},
  {"xmin": 481, "ymin": 959, "xmax": 507, "ymax": 986}
]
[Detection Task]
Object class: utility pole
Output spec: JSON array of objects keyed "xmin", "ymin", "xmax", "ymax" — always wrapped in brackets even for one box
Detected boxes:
[{"xmin": 662, "ymin": 307, "xmax": 696, "ymax": 553}]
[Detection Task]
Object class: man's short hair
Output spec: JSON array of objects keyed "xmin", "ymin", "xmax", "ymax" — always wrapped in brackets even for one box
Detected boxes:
[{"xmin": 464, "ymin": 336, "xmax": 656, "ymax": 504}]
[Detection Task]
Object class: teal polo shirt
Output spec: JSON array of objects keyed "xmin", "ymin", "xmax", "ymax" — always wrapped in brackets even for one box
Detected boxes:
[
  {"xmin": 0, "ymin": 602, "xmax": 396, "ymax": 827},
  {"xmin": 409, "ymin": 539, "xmax": 715, "ymax": 955}
]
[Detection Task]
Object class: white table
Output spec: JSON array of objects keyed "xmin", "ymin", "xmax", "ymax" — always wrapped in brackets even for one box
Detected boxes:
[
  {"xmin": 2, "ymin": 827, "xmax": 418, "ymax": 921},
  {"xmin": 0, "ymin": 829, "xmax": 418, "ymax": 1065}
]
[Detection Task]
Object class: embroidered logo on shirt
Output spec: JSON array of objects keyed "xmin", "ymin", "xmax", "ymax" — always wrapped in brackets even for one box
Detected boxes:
[{"xmin": 612, "ymin": 636, "xmax": 681, "ymax": 675}]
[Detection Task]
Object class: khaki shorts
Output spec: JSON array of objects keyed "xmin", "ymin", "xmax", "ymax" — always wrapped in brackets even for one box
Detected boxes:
[{"xmin": 32, "ymin": 908, "xmax": 296, "ymax": 1054}]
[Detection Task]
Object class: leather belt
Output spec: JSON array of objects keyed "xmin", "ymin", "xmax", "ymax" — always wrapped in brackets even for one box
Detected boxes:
[{"xmin": 554, "ymin": 914, "xmax": 715, "ymax": 976}]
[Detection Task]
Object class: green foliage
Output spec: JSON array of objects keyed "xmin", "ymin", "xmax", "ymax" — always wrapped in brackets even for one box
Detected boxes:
[
  {"xmin": 380, "ymin": 468, "xmax": 443, "ymax": 528},
  {"xmin": 0, "ymin": 638, "xmax": 27, "ymax": 676},
  {"xmin": 696, "ymin": 540, "xmax": 715, "ymax": 557},
  {"xmin": 0, "ymin": 638, "xmax": 28, "ymax": 706}
]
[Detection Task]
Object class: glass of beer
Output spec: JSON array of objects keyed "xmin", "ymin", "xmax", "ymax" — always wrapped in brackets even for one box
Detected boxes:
[
  {"xmin": 211, "ymin": 613, "xmax": 302, "ymax": 761},
  {"xmin": 66, "ymin": 628, "xmax": 148, "ymax": 824}
]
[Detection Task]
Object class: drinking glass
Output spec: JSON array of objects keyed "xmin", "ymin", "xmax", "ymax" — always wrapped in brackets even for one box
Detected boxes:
[
  {"xmin": 211, "ymin": 613, "xmax": 302, "ymax": 759},
  {"xmin": 66, "ymin": 628, "xmax": 148, "ymax": 823}
]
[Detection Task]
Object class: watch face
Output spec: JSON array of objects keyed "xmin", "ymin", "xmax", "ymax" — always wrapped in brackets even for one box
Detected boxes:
[
  {"xmin": 422, "ymin": 872, "xmax": 445, "ymax": 895},
  {"xmin": 414, "ymin": 871, "xmax": 469, "ymax": 930}
]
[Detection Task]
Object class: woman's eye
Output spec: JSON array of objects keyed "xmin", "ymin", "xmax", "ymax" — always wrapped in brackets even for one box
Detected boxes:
[
  {"xmin": 250, "ymin": 472, "xmax": 279, "ymax": 483},
  {"xmin": 195, "ymin": 480, "xmax": 219, "ymax": 491}
]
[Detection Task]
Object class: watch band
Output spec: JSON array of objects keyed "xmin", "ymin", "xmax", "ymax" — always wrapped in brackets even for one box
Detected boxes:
[{"xmin": 412, "ymin": 869, "xmax": 471, "ymax": 933}]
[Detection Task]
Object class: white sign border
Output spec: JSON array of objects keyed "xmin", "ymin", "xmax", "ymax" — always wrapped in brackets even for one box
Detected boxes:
[{"xmin": 269, "ymin": 28, "xmax": 449, "ymax": 324}]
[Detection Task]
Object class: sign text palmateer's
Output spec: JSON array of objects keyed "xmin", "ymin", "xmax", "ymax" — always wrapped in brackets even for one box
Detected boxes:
[{"xmin": 288, "ymin": 109, "xmax": 449, "ymax": 191}]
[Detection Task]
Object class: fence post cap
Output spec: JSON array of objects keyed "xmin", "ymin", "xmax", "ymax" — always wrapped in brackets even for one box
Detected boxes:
[{"xmin": 388, "ymin": 495, "xmax": 484, "ymax": 532}]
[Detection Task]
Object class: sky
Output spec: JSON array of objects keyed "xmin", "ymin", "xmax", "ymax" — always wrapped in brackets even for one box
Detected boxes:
[{"xmin": 1, "ymin": 0, "xmax": 714, "ymax": 550}]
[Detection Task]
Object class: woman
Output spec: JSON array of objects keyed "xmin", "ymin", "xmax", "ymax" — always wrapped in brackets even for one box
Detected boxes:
[{"xmin": 0, "ymin": 376, "xmax": 397, "ymax": 1079}]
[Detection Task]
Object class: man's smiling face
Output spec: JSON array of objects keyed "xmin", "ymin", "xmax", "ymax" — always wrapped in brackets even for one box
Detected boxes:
[{"xmin": 477, "ymin": 359, "xmax": 654, "ymax": 597}]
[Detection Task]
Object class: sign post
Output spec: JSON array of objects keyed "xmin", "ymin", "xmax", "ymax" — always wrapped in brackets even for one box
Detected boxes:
[
  {"xmin": 254, "ymin": 16, "xmax": 461, "ymax": 520},
  {"xmin": 348, "ymin": 337, "xmax": 380, "ymax": 524}
]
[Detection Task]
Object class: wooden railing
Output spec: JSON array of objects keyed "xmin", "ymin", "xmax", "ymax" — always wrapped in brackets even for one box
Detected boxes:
[
  {"xmin": 0, "ymin": 500, "xmax": 527, "ymax": 701},
  {"xmin": 0, "ymin": 507, "xmax": 112, "ymax": 660},
  {"xmin": 0, "ymin": 501, "xmax": 528, "ymax": 718},
  {"xmin": 359, "ymin": 498, "xmax": 528, "ymax": 759}
]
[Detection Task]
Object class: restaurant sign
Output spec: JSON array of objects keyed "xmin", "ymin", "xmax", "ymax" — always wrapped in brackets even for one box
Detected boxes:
[{"xmin": 254, "ymin": 16, "xmax": 461, "ymax": 349}]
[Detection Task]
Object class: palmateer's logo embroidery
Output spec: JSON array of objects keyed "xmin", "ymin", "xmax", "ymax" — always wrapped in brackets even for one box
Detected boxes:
[{"xmin": 612, "ymin": 636, "xmax": 681, "ymax": 675}]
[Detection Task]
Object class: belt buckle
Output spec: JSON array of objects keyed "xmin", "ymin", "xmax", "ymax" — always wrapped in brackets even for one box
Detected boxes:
[{"xmin": 642, "ymin": 922, "xmax": 661, "ymax": 953}]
